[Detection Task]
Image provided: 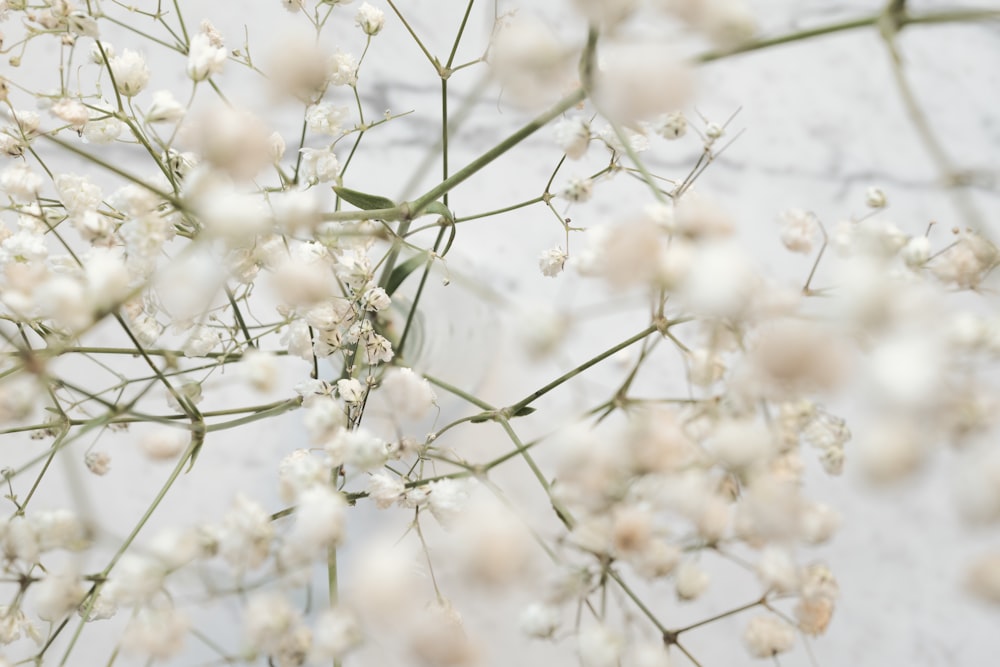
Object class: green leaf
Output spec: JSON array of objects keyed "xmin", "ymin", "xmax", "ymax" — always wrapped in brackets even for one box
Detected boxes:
[
  {"xmin": 333, "ymin": 186, "xmax": 397, "ymax": 211},
  {"xmin": 385, "ymin": 251, "xmax": 429, "ymax": 296},
  {"xmin": 511, "ymin": 406, "xmax": 536, "ymax": 417}
]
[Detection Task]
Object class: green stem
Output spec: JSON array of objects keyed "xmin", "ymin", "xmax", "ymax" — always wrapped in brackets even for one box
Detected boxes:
[
  {"xmin": 508, "ymin": 324, "xmax": 658, "ymax": 413},
  {"xmin": 410, "ymin": 87, "xmax": 587, "ymax": 215},
  {"xmin": 696, "ymin": 8, "xmax": 1000, "ymax": 63}
]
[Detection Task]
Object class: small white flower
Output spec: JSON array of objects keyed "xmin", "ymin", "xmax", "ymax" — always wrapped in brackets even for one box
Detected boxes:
[
  {"xmin": 674, "ymin": 560, "xmax": 709, "ymax": 600},
  {"xmin": 140, "ymin": 428, "xmax": 188, "ymax": 461},
  {"xmin": 280, "ymin": 485, "xmax": 347, "ymax": 565},
  {"xmin": 553, "ymin": 117, "xmax": 590, "ymax": 159},
  {"xmin": 743, "ymin": 615, "xmax": 795, "ymax": 658},
  {"xmin": 901, "ymin": 235, "xmax": 931, "ymax": 268},
  {"xmin": 337, "ymin": 378, "xmax": 366, "ymax": 404},
  {"xmin": 379, "ymin": 367, "xmax": 436, "ymax": 420},
  {"xmin": 561, "ymin": 176, "xmax": 593, "ymax": 203},
  {"xmin": 656, "ymin": 110, "xmax": 687, "ymax": 139},
  {"xmin": 306, "ymin": 102, "xmax": 349, "ymax": 136},
  {"xmin": 778, "ymin": 208, "xmax": 820, "ymax": 254},
  {"xmin": 217, "ymin": 493, "xmax": 273, "ymax": 572},
  {"xmin": 269, "ymin": 131, "xmax": 286, "ymax": 164},
  {"xmin": 0, "ymin": 164, "xmax": 42, "ymax": 201},
  {"xmin": 326, "ymin": 427, "xmax": 387, "ymax": 470},
  {"xmin": 328, "ymin": 51, "xmax": 358, "ymax": 87},
  {"xmin": 578, "ymin": 624, "xmax": 622, "ymax": 667},
  {"xmin": 146, "ymin": 90, "xmax": 186, "ymax": 123},
  {"xmin": 34, "ymin": 567, "xmax": 86, "ymax": 622},
  {"xmin": 67, "ymin": 12, "xmax": 100, "ymax": 38},
  {"xmin": 311, "ymin": 607, "xmax": 363, "ymax": 662},
  {"xmin": 83, "ymin": 115, "xmax": 123, "ymax": 144},
  {"xmin": 187, "ymin": 29, "xmax": 227, "ymax": 81},
  {"xmin": 109, "ymin": 49, "xmax": 150, "ymax": 97},
  {"xmin": 121, "ymin": 607, "xmax": 189, "ymax": 660},
  {"xmin": 539, "ymin": 246, "xmax": 568, "ymax": 277},
  {"xmin": 355, "ymin": 2, "xmax": 385, "ymax": 36},
  {"xmin": 366, "ymin": 471, "xmax": 405, "ymax": 508},
  {"xmin": 361, "ymin": 286, "xmax": 391, "ymax": 311},
  {"xmin": 278, "ymin": 449, "xmax": 329, "ymax": 503},
  {"xmin": 519, "ymin": 602, "xmax": 560, "ymax": 639},
  {"xmin": 427, "ymin": 478, "xmax": 470, "ymax": 527},
  {"xmin": 865, "ymin": 186, "xmax": 887, "ymax": 208},
  {"xmin": 364, "ymin": 333, "xmax": 394, "ymax": 365},
  {"xmin": 241, "ymin": 348, "xmax": 280, "ymax": 392},
  {"xmin": 85, "ymin": 451, "xmax": 111, "ymax": 476},
  {"xmin": 299, "ymin": 147, "xmax": 341, "ymax": 183},
  {"xmin": 50, "ymin": 98, "xmax": 89, "ymax": 130}
]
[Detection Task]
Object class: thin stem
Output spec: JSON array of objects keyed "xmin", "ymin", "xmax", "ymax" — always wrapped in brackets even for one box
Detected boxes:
[{"xmin": 509, "ymin": 324, "xmax": 658, "ymax": 413}]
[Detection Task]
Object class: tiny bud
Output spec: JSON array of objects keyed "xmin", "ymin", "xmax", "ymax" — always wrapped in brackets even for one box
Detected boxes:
[{"xmin": 865, "ymin": 187, "xmax": 887, "ymax": 209}]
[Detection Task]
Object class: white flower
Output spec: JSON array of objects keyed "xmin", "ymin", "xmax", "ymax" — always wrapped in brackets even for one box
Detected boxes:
[
  {"xmin": 656, "ymin": 110, "xmax": 687, "ymax": 139},
  {"xmin": 122, "ymin": 607, "xmax": 190, "ymax": 660},
  {"xmin": 140, "ymin": 428, "xmax": 188, "ymax": 461},
  {"xmin": 299, "ymin": 147, "xmax": 341, "ymax": 183},
  {"xmin": 51, "ymin": 98, "xmax": 89, "ymax": 129},
  {"xmin": 553, "ymin": 117, "xmax": 590, "ymax": 159},
  {"xmin": 311, "ymin": 607, "xmax": 363, "ymax": 661},
  {"xmin": 367, "ymin": 471, "xmax": 405, "ymax": 508},
  {"xmin": 34, "ymin": 509, "xmax": 89, "ymax": 552},
  {"xmin": 364, "ymin": 333, "xmax": 394, "ymax": 365},
  {"xmin": 427, "ymin": 478, "xmax": 470, "ymax": 526},
  {"xmin": 244, "ymin": 593, "xmax": 307, "ymax": 658},
  {"xmin": 756, "ymin": 546, "xmax": 800, "ymax": 593},
  {"xmin": 594, "ymin": 43, "xmax": 693, "ymax": 123},
  {"xmin": 578, "ymin": 624, "xmax": 622, "ymax": 667},
  {"xmin": 89, "ymin": 40, "xmax": 115, "ymax": 64},
  {"xmin": 181, "ymin": 325, "xmax": 221, "ymax": 357},
  {"xmin": 217, "ymin": 493, "xmax": 274, "ymax": 572},
  {"xmin": 83, "ymin": 115, "xmax": 123, "ymax": 144},
  {"xmin": 326, "ymin": 427, "xmax": 388, "ymax": 470},
  {"xmin": 67, "ymin": 12, "xmax": 100, "ymax": 38},
  {"xmin": 0, "ymin": 164, "xmax": 42, "ymax": 201},
  {"xmin": 34, "ymin": 567, "xmax": 86, "ymax": 621},
  {"xmin": 519, "ymin": 602, "xmax": 560, "ymax": 639},
  {"xmin": 778, "ymin": 208, "xmax": 820, "ymax": 253},
  {"xmin": 306, "ymin": 102, "xmax": 349, "ymax": 136},
  {"xmin": 187, "ymin": 30, "xmax": 227, "ymax": 81},
  {"xmin": 109, "ymin": 49, "xmax": 150, "ymax": 97},
  {"xmin": 901, "ymin": 235, "xmax": 930, "ymax": 268},
  {"xmin": 361, "ymin": 286, "xmax": 391, "ymax": 311},
  {"xmin": 336, "ymin": 378, "xmax": 366, "ymax": 404},
  {"xmin": 743, "ymin": 615, "xmax": 795, "ymax": 658},
  {"xmin": 865, "ymin": 186, "xmax": 887, "ymax": 208},
  {"xmin": 355, "ymin": 2, "xmax": 385, "ymax": 35},
  {"xmin": 561, "ymin": 176, "xmax": 593, "ymax": 203},
  {"xmin": 241, "ymin": 348, "xmax": 279, "ymax": 392},
  {"xmin": 0, "ymin": 605, "xmax": 41, "ymax": 644},
  {"xmin": 379, "ymin": 367, "xmax": 436, "ymax": 420},
  {"xmin": 55, "ymin": 174, "xmax": 102, "ymax": 216},
  {"xmin": 104, "ymin": 554, "xmax": 166, "ymax": 605},
  {"xmin": 85, "ymin": 451, "xmax": 111, "ymax": 476},
  {"xmin": 269, "ymin": 130, "xmax": 286, "ymax": 163},
  {"xmin": 281, "ymin": 320, "xmax": 313, "ymax": 361},
  {"xmin": 146, "ymin": 90, "xmax": 185, "ymax": 123},
  {"xmin": 328, "ymin": 51, "xmax": 358, "ymax": 87},
  {"xmin": 281, "ymin": 485, "xmax": 347, "ymax": 565},
  {"xmin": 539, "ymin": 246, "xmax": 568, "ymax": 277},
  {"xmin": 674, "ymin": 560, "xmax": 709, "ymax": 600},
  {"xmin": 304, "ymin": 395, "xmax": 348, "ymax": 442},
  {"xmin": 278, "ymin": 449, "xmax": 330, "ymax": 503}
]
